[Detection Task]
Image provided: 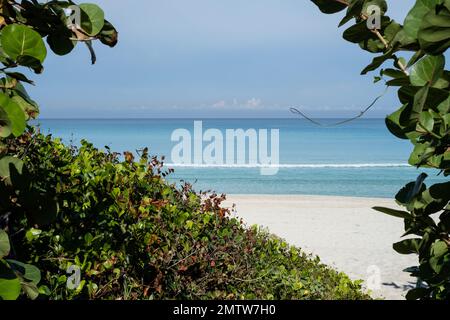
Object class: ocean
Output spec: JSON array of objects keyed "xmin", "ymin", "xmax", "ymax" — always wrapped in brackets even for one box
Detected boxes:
[{"xmin": 33, "ymin": 118, "xmax": 446, "ymax": 198}]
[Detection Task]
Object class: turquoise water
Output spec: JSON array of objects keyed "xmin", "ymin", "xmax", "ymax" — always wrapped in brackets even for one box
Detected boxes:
[{"xmin": 34, "ymin": 118, "xmax": 446, "ymax": 198}]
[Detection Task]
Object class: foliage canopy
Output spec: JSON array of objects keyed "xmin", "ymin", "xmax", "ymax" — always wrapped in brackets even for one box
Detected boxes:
[
  {"xmin": 0, "ymin": 0, "xmax": 117, "ymax": 299},
  {"xmin": 311, "ymin": 0, "xmax": 450, "ymax": 300}
]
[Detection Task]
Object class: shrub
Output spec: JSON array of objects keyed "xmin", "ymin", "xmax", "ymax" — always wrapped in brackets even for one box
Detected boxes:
[
  {"xmin": 310, "ymin": 0, "xmax": 450, "ymax": 300},
  {"xmin": 1, "ymin": 130, "xmax": 369, "ymax": 300},
  {"xmin": 0, "ymin": 0, "xmax": 117, "ymax": 300}
]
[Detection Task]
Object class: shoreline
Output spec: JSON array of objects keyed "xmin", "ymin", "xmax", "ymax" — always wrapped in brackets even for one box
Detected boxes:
[{"xmin": 224, "ymin": 194, "xmax": 417, "ymax": 300}]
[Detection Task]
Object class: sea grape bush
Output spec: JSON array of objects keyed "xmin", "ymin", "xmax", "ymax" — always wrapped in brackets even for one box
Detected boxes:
[
  {"xmin": 0, "ymin": 0, "xmax": 117, "ymax": 299},
  {"xmin": 311, "ymin": 0, "xmax": 450, "ymax": 299},
  {"xmin": 0, "ymin": 1, "xmax": 367, "ymax": 301},
  {"xmin": 2, "ymin": 130, "xmax": 370, "ymax": 300}
]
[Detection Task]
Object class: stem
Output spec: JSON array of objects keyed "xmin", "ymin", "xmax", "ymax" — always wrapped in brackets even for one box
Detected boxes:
[
  {"xmin": 332, "ymin": 0, "xmax": 410, "ymax": 75},
  {"xmin": 334, "ymin": 0, "xmax": 350, "ymax": 5},
  {"xmin": 362, "ymin": 14, "xmax": 409, "ymax": 75}
]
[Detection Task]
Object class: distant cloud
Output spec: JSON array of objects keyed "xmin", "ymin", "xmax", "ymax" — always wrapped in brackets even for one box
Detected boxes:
[
  {"xmin": 245, "ymin": 98, "xmax": 262, "ymax": 109},
  {"xmin": 212, "ymin": 100, "xmax": 226, "ymax": 108}
]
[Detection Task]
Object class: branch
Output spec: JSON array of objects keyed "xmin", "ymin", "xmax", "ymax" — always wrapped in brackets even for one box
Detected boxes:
[
  {"xmin": 359, "ymin": 14, "xmax": 409, "ymax": 75},
  {"xmin": 329, "ymin": 0, "xmax": 410, "ymax": 76},
  {"xmin": 334, "ymin": 0, "xmax": 350, "ymax": 5}
]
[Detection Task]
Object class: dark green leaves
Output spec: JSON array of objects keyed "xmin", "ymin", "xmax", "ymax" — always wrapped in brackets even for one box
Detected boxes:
[
  {"xmin": 373, "ymin": 206, "xmax": 410, "ymax": 219},
  {"xmin": 393, "ymin": 238, "xmax": 421, "ymax": 254},
  {"xmin": 385, "ymin": 104, "xmax": 410, "ymax": 139},
  {"xmin": 47, "ymin": 27, "xmax": 76, "ymax": 56},
  {"xmin": 6, "ymin": 260, "xmax": 41, "ymax": 299},
  {"xmin": 361, "ymin": 50, "xmax": 394, "ymax": 74},
  {"xmin": 0, "ymin": 232, "xmax": 31, "ymax": 301},
  {"xmin": 313, "ymin": 0, "xmax": 450, "ymax": 301},
  {"xmin": 311, "ymin": 0, "xmax": 348, "ymax": 14},
  {"xmin": 98, "ymin": 20, "xmax": 118, "ymax": 47},
  {"xmin": 0, "ymin": 0, "xmax": 118, "ymax": 302}
]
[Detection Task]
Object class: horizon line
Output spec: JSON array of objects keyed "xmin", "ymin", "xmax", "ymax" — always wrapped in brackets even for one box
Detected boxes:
[{"xmin": 36, "ymin": 117, "xmax": 388, "ymax": 120}]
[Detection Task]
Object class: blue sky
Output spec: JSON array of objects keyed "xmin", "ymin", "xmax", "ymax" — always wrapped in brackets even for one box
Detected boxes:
[{"xmin": 29, "ymin": 0, "xmax": 417, "ymax": 118}]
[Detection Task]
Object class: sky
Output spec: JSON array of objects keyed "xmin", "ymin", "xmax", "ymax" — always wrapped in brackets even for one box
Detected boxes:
[{"xmin": 28, "ymin": 0, "xmax": 417, "ymax": 118}]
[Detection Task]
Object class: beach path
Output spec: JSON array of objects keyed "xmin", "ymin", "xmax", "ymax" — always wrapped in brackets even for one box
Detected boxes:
[{"xmin": 224, "ymin": 195, "xmax": 417, "ymax": 300}]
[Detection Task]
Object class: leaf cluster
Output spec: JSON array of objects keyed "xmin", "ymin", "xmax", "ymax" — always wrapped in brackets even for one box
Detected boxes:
[
  {"xmin": 1, "ymin": 131, "xmax": 370, "ymax": 300},
  {"xmin": 311, "ymin": 0, "xmax": 450, "ymax": 299}
]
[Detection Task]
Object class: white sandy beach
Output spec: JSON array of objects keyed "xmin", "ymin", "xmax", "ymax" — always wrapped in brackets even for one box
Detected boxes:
[{"xmin": 224, "ymin": 195, "xmax": 417, "ymax": 300}]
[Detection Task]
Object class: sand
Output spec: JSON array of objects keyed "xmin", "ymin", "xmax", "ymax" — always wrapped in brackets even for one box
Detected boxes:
[{"xmin": 224, "ymin": 195, "xmax": 418, "ymax": 300}]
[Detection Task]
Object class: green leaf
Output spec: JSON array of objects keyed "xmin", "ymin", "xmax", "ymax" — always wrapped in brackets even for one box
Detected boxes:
[
  {"xmin": 431, "ymin": 240, "xmax": 448, "ymax": 258},
  {"xmin": 361, "ymin": 50, "xmax": 394, "ymax": 74},
  {"xmin": 373, "ymin": 206, "xmax": 411, "ymax": 219},
  {"xmin": 47, "ymin": 26, "xmax": 76, "ymax": 56},
  {"xmin": 410, "ymin": 55, "xmax": 445, "ymax": 87},
  {"xmin": 0, "ymin": 24, "xmax": 47, "ymax": 63},
  {"xmin": 418, "ymin": 2, "xmax": 450, "ymax": 54},
  {"xmin": 395, "ymin": 174, "xmax": 427, "ymax": 205},
  {"xmin": 393, "ymin": 238, "xmax": 421, "ymax": 255},
  {"xmin": 0, "ymin": 231, "xmax": 10, "ymax": 259},
  {"xmin": 344, "ymin": 21, "xmax": 374, "ymax": 43},
  {"xmin": 412, "ymin": 85, "xmax": 429, "ymax": 113},
  {"xmin": 98, "ymin": 20, "xmax": 118, "ymax": 47},
  {"xmin": 339, "ymin": 0, "xmax": 364, "ymax": 27},
  {"xmin": 0, "ymin": 156, "xmax": 24, "ymax": 185},
  {"xmin": 418, "ymin": 111, "xmax": 435, "ymax": 132},
  {"xmin": 4, "ymin": 72, "xmax": 34, "ymax": 85},
  {"xmin": 403, "ymin": 0, "xmax": 441, "ymax": 40},
  {"xmin": 0, "ymin": 261, "xmax": 21, "ymax": 300},
  {"xmin": 385, "ymin": 104, "xmax": 409, "ymax": 139},
  {"xmin": 6, "ymin": 260, "xmax": 41, "ymax": 284},
  {"xmin": 21, "ymin": 281, "xmax": 39, "ymax": 300},
  {"xmin": 406, "ymin": 287, "xmax": 430, "ymax": 300},
  {"xmin": 16, "ymin": 55, "xmax": 44, "ymax": 74},
  {"xmin": 311, "ymin": 0, "xmax": 347, "ymax": 14},
  {"xmin": 0, "ymin": 92, "xmax": 26, "ymax": 137},
  {"xmin": 25, "ymin": 228, "xmax": 42, "ymax": 242},
  {"xmin": 80, "ymin": 3, "xmax": 105, "ymax": 36}
]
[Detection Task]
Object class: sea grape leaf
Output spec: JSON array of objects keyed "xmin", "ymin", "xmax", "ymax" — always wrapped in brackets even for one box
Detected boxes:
[
  {"xmin": 0, "ymin": 156, "xmax": 24, "ymax": 186},
  {"xmin": 0, "ymin": 93, "xmax": 26, "ymax": 137},
  {"xmin": 418, "ymin": 111, "xmax": 434, "ymax": 132},
  {"xmin": 0, "ymin": 231, "xmax": 10, "ymax": 259},
  {"xmin": 80, "ymin": 3, "xmax": 105, "ymax": 36},
  {"xmin": 0, "ymin": 261, "xmax": 21, "ymax": 300},
  {"xmin": 6, "ymin": 260, "xmax": 41, "ymax": 284},
  {"xmin": 418, "ymin": 1, "xmax": 450, "ymax": 54},
  {"xmin": 404, "ymin": 0, "xmax": 441, "ymax": 40},
  {"xmin": 0, "ymin": 24, "xmax": 47, "ymax": 63},
  {"xmin": 410, "ymin": 55, "xmax": 445, "ymax": 87},
  {"xmin": 373, "ymin": 206, "xmax": 411, "ymax": 219},
  {"xmin": 393, "ymin": 238, "xmax": 421, "ymax": 254},
  {"xmin": 311, "ymin": 0, "xmax": 347, "ymax": 14}
]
